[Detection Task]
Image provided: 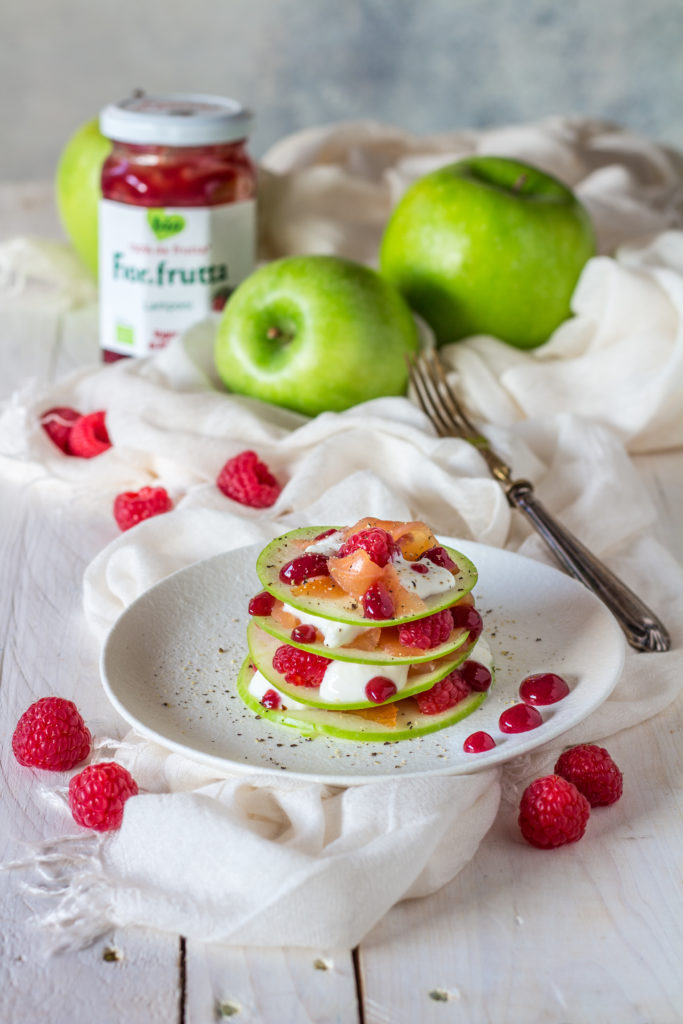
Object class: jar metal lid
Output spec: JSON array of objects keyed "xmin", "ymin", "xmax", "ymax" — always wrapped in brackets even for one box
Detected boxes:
[{"xmin": 100, "ymin": 92, "xmax": 253, "ymax": 146}]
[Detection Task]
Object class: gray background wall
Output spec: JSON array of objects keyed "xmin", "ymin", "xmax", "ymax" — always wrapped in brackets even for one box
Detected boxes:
[{"xmin": 2, "ymin": 0, "xmax": 682, "ymax": 182}]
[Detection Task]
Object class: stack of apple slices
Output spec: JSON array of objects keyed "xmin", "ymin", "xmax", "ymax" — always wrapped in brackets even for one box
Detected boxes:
[{"xmin": 237, "ymin": 520, "xmax": 495, "ymax": 742}]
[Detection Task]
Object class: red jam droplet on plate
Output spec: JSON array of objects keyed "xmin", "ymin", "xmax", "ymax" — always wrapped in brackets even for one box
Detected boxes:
[
  {"xmin": 519, "ymin": 672, "xmax": 570, "ymax": 705},
  {"xmin": 499, "ymin": 703, "xmax": 543, "ymax": 734},
  {"xmin": 463, "ymin": 731, "xmax": 496, "ymax": 753}
]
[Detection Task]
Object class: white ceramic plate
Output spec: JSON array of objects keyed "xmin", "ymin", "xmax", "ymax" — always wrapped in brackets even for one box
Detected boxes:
[{"xmin": 100, "ymin": 538, "xmax": 625, "ymax": 785}]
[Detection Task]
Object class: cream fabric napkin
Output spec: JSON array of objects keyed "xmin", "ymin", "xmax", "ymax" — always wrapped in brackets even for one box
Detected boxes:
[{"xmin": 1, "ymin": 115, "xmax": 682, "ymax": 950}]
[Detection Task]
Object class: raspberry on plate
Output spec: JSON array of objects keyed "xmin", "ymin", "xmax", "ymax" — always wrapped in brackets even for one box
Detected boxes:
[
  {"xmin": 113, "ymin": 486, "xmax": 173, "ymax": 531},
  {"xmin": 554, "ymin": 744, "xmax": 623, "ymax": 806},
  {"xmin": 69, "ymin": 762, "xmax": 139, "ymax": 832},
  {"xmin": 12, "ymin": 697, "xmax": 91, "ymax": 771},
  {"xmin": 398, "ymin": 608, "xmax": 453, "ymax": 649},
  {"xmin": 338, "ymin": 528, "xmax": 397, "ymax": 567},
  {"xmin": 217, "ymin": 450, "xmax": 281, "ymax": 508},
  {"xmin": 272, "ymin": 644, "xmax": 331, "ymax": 687},
  {"xmin": 68, "ymin": 410, "xmax": 112, "ymax": 457},
  {"xmin": 518, "ymin": 774, "xmax": 590, "ymax": 849},
  {"xmin": 414, "ymin": 670, "xmax": 470, "ymax": 714},
  {"xmin": 40, "ymin": 406, "xmax": 82, "ymax": 453}
]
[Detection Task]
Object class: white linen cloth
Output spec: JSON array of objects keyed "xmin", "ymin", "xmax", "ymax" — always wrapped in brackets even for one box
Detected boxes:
[{"xmin": 1, "ymin": 116, "xmax": 682, "ymax": 950}]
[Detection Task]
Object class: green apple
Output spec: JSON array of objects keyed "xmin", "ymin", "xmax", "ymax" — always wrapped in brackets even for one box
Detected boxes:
[
  {"xmin": 55, "ymin": 118, "xmax": 111, "ymax": 278},
  {"xmin": 214, "ymin": 255, "xmax": 420, "ymax": 415},
  {"xmin": 379, "ymin": 156, "xmax": 596, "ymax": 349}
]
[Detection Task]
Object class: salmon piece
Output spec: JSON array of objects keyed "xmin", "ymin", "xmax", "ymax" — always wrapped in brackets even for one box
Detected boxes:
[
  {"xmin": 290, "ymin": 577, "xmax": 348, "ymax": 600},
  {"xmin": 271, "ymin": 601, "xmax": 300, "ymax": 630},
  {"xmin": 391, "ymin": 521, "xmax": 439, "ymax": 560},
  {"xmin": 343, "ymin": 627, "xmax": 381, "ymax": 651},
  {"xmin": 340, "ymin": 517, "xmax": 400, "ymax": 541},
  {"xmin": 328, "ymin": 549, "xmax": 383, "ymax": 600},
  {"xmin": 348, "ymin": 703, "xmax": 398, "ymax": 727},
  {"xmin": 382, "ymin": 564, "xmax": 426, "ymax": 616}
]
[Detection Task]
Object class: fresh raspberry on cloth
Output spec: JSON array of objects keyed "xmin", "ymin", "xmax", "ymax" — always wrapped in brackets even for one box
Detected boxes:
[
  {"xmin": 414, "ymin": 671, "xmax": 470, "ymax": 715},
  {"xmin": 68, "ymin": 410, "xmax": 112, "ymax": 457},
  {"xmin": 216, "ymin": 450, "xmax": 281, "ymax": 508},
  {"xmin": 12, "ymin": 697, "xmax": 91, "ymax": 771},
  {"xmin": 272, "ymin": 644, "xmax": 331, "ymax": 687},
  {"xmin": 69, "ymin": 762, "xmax": 139, "ymax": 832},
  {"xmin": 554, "ymin": 744, "xmax": 623, "ymax": 806},
  {"xmin": 518, "ymin": 775, "xmax": 590, "ymax": 849},
  {"xmin": 398, "ymin": 608, "xmax": 453, "ymax": 649},
  {"xmin": 113, "ymin": 486, "xmax": 173, "ymax": 531},
  {"xmin": 338, "ymin": 528, "xmax": 397, "ymax": 567},
  {"xmin": 40, "ymin": 406, "xmax": 82, "ymax": 453}
]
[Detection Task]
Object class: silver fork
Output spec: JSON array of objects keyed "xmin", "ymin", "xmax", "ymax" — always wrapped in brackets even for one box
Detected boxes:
[{"xmin": 408, "ymin": 349, "xmax": 671, "ymax": 653}]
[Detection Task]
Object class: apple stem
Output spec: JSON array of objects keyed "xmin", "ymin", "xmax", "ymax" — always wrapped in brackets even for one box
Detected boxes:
[{"xmin": 512, "ymin": 173, "xmax": 528, "ymax": 192}]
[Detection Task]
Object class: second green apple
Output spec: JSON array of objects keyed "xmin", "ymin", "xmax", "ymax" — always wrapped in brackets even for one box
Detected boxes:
[
  {"xmin": 215, "ymin": 255, "xmax": 419, "ymax": 416},
  {"xmin": 379, "ymin": 156, "xmax": 596, "ymax": 350}
]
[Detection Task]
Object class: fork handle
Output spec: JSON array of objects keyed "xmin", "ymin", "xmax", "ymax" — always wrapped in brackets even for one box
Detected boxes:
[{"xmin": 506, "ymin": 480, "xmax": 671, "ymax": 653}]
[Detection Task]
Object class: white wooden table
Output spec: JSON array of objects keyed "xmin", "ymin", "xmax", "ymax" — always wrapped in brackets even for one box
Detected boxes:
[{"xmin": 1, "ymin": 186, "xmax": 681, "ymax": 1024}]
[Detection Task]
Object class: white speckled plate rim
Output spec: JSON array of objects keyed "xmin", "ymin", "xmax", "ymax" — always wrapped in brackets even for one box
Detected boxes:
[{"xmin": 100, "ymin": 537, "xmax": 626, "ymax": 785}]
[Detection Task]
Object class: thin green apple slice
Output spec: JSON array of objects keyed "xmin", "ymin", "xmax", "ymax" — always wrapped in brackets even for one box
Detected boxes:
[
  {"xmin": 237, "ymin": 658, "xmax": 489, "ymax": 741},
  {"xmin": 256, "ymin": 526, "xmax": 477, "ymax": 626},
  {"xmin": 247, "ymin": 621, "xmax": 478, "ymax": 710},
  {"xmin": 248, "ymin": 612, "xmax": 471, "ymax": 665}
]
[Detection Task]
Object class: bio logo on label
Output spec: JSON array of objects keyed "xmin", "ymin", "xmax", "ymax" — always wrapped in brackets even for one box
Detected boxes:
[{"xmin": 146, "ymin": 209, "xmax": 186, "ymax": 241}]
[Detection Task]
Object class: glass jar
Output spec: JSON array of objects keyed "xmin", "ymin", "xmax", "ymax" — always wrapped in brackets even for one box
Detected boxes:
[{"xmin": 99, "ymin": 92, "xmax": 257, "ymax": 362}]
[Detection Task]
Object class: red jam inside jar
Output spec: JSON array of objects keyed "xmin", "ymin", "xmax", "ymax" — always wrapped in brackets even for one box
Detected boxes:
[{"xmin": 99, "ymin": 93, "xmax": 257, "ymax": 363}]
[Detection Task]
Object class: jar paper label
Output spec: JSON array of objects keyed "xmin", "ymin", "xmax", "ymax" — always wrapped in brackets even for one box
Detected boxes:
[{"xmin": 98, "ymin": 199, "xmax": 256, "ymax": 357}]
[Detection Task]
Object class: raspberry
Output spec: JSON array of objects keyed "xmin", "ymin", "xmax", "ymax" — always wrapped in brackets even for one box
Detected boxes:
[
  {"xmin": 68, "ymin": 411, "xmax": 112, "ymax": 457},
  {"xmin": 69, "ymin": 762, "xmax": 138, "ymax": 832},
  {"xmin": 362, "ymin": 580, "xmax": 395, "ymax": 620},
  {"xmin": 248, "ymin": 591, "xmax": 276, "ymax": 617},
  {"xmin": 260, "ymin": 689, "xmax": 282, "ymax": 710},
  {"xmin": 291, "ymin": 624, "xmax": 317, "ymax": 644},
  {"xmin": 419, "ymin": 546, "xmax": 457, "ymax": 572},
  {"xmin": 216, "ymin": 450, "xmax": 281, "ymax": 508},
  {"xmin": 414, "ymin": 670, "xmax": 470, "ymax": 715},
  {"xmin": 554, "ymin": 744, "xmax": 623, "ymax": 807},
  {"xmin": 365, "ymin": 677, "xmax": 398, "ymax": 704},
  {"xmin": 272, "ymin": 645, "xmax": 331, "ymax": 687},
  {"xmin": 40, "ymin": 406, "xmax": 82, "ymax": 453},
  {"xmin": 113, "ymin": 486, "xmax": 172, "ymax": 531},
  {"xmin": 460, "ymin": 659, "xmax": 492, "ymax": 692},
  {"xmin": 399, "ymin": 608, "xmax": 453, "ymax": 649},
  {"xmin": 450, "ymin": 604, "xmax": 483, "ymax": 642},
  {"xmin": 518, "ymin": 775, "xmax": 590, "ymax": 849},
  {"xmin": 12, "ymin": 697, "xmax": 91, "ymax": 771},
  {"xmin": 338, "ymin": 528, "xmax": 397, "ymax": 567},
  {"xmin": 279, "ymin": 553, "xmax": 330, "ymax": 585}
]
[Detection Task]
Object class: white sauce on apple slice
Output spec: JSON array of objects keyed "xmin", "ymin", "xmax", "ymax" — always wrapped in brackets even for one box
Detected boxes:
[
  {"xmin": 304, "ymin": 530, "xmax": 345, "ymax": 555},
  {"xmin": 319, "ymin": 661, "xmax": 409, "ymax": 704},
  {"xmin": 248, "ymin": 669, "xmax": 307, "ymax": 710},
  {"xmin": 282, "ymin": 602, "xmax": 372, "ymax": 648},
  {"xmin": 390, "ymin": 553, "xmax": 456, "ymax": 598}
]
